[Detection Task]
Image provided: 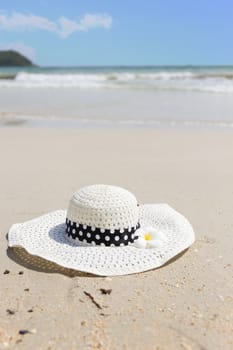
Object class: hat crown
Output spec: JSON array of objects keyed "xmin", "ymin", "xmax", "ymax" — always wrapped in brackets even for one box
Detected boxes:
[{"xmin": 67, "ymin": 184, "xmax": 139, "ymax": 230}]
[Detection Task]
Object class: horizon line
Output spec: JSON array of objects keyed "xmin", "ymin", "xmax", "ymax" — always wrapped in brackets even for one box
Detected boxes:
[{"xmin": 22, "ymin": 64, "xmax": 233, "ymax": 68}]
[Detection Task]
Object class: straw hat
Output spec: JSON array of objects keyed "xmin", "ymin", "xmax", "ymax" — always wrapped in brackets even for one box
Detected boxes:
[{"xmin": 8, "ymin": 184, "xmax": 195, "ymax": 276}]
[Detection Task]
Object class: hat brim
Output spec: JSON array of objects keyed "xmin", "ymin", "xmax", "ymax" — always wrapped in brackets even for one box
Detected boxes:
[{"xmin": 8, "ymin": 204, "xmax": 195, "ymax": 276}]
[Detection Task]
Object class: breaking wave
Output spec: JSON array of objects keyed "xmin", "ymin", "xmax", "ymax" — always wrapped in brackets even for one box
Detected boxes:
[{"xmin": 1, "ymin": 69, "xmax": 233, "ymax": 93}]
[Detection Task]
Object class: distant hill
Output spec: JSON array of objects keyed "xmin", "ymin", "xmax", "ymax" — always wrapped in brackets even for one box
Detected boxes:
[{"xmin": 0, "ymin": 50, "xmax": 35, "ymax": 67}]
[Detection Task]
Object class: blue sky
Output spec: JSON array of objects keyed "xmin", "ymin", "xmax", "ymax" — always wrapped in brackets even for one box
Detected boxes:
[{"xmin": 0, "ymin": 0, "xmax": 232, "ymax": 66}]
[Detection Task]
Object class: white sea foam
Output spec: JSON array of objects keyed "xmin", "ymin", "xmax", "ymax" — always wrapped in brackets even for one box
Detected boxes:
[
  {"xmin": 0, "ymin": 70, "xmax": 233, "ymax": 93},
  {"xmin": 15, "ymin": 72, "xmax": 107, "ymax": 88}
]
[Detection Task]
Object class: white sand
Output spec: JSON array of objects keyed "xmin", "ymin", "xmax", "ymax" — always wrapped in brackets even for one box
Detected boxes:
[{"xmin": 0, "ymin": 127, "xmax": 232, "ymax": 349}]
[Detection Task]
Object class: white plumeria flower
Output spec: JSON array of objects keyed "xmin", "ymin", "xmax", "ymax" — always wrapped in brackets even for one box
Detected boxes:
[{"xmin": 133, "ymin": 226, "xmax": 167, "ymax": 249}]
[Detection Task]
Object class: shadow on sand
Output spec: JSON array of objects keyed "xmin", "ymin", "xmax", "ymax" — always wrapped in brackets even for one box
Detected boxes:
[
  {"xmin": 7, "ymin": 243, "xmax": 188, "ymax": 278},
  {"xmin": 7, "ymin": 246, "xmax": 94, "ymax": 278}
]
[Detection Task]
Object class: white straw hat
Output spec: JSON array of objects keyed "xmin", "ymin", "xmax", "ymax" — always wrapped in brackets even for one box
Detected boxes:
[{"xmin": 8, "ymin": 184, "xmax": 195, "ymax": 276}]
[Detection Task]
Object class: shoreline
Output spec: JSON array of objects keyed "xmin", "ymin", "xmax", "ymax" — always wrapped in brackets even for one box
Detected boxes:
[
  {"xmin": 1, "ymin": 113, "xmax": 233, "ymax": 130},
  {"xmin": 1, "ymin": 87, "xmax": 233, "ymax": 128}
]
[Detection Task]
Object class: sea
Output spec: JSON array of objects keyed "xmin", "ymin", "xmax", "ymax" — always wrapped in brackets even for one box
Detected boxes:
[{"xmin": 0, "ymin": 65, "xmax": 233, "ymax": 128}]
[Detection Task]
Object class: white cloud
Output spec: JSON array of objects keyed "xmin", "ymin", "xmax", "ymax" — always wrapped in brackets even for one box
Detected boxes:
[
  {"xmin": 78, "ymin": 14, "xmax": 113, "ymax": 31},
  {"xmin": 58, "ymin": 17, "xmax": 79, "ymax": 38},
  {"xmin": 0, "ymin": 10, "xmax": 112, "ymax": 38},
  {"xmin": 0, "ymin": 41, "xmax": 36, "ymax": 60}
]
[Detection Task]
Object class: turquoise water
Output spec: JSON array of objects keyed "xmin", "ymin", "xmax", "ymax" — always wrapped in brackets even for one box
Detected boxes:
[{"xmin": 1, "ymin": 65, "xmax": 233, "ymax": 74}]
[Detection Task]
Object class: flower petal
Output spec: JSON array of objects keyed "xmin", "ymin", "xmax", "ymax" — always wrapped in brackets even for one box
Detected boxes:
[
  {"xmin": 149, "ymin": 239, "xmax": 165, "ymax": 248},
  {"xmin": 134, "ymin": 228, "xmax": 146, "ymax": 238},
  {"xmin": 154, "ymin": 231, "xmax": 167, "ymax": 241},
  {"xmin": 133, "ymin": 236, "xmax": 147, "ymax": 248}
]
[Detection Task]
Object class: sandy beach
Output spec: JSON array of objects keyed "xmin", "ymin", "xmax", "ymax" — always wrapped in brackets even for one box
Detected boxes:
[{"xmin": 0, "ymin": 126, "xmax": 232, "ymax": 349}]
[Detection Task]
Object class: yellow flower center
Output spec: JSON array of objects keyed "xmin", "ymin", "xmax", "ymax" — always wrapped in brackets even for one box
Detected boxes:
[{"xmin": 144, "ymin": 233, "xmax": 152, "ymax": 241}]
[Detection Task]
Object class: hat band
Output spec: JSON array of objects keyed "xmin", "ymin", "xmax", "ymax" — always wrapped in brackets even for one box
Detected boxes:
[{"xmin": 65, "ymin": 219, "xmax": 140, "ymax": 246}]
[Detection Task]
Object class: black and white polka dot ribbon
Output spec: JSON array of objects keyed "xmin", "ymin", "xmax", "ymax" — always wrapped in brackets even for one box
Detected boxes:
[{"xmin": 66, "ymin": 219, "xmax": 140, "ymax": 246}]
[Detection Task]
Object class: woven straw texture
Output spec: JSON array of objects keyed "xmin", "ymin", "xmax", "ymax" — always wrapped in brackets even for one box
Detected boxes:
[
  {"xmin": 8, "ymin": 204, "xmax": 195, "ymax": 276},
  {"xmin": 67, "ymin": 184, "xmax": 139, "ymax": 230}
]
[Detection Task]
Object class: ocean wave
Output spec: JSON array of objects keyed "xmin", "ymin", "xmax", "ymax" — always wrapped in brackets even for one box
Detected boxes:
[
  {"xmin": 15, "ymin": 72, "xmax": 107, "ymax": 88},
  {"xmin": 105, "ymin": 71, "xmax": 195, "ymax": 81},
  {"xmin": 0, "ymin": 70, "xmax": 233, "ymax": 93}
]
